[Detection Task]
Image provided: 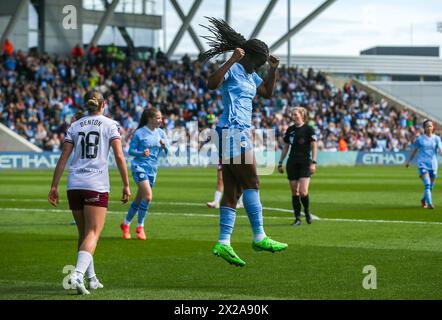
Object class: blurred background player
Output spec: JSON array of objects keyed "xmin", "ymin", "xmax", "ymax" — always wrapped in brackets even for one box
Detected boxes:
[
  {"xmin": 120, "ymin": 107, "xmax": 168, "ymax": 240},
  {"xmin": 278, "ymin": 107, "xmax": 317, "ymax": 226},
  {"xmin": 406, "ymin": 120, "xmax": 442, "ymax": 209},
  {"xmin": 201, "ymin": 17, "xmax": 288, "ymax": 267},
  {"xmin": 206, "ymin": 162, "xmax": 243, "ymax": 209},
  {"xmin": 48, "ymin": 90, "xmax": 131, "ymax": 295}
]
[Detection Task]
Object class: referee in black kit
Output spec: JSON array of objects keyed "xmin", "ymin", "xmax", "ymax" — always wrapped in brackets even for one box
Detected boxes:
[{"xmin": 278, "ymin": 107, "xmax": 317, "ymax": 226}]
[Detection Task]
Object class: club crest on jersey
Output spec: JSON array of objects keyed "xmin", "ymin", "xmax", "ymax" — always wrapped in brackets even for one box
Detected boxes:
[
  {"xmin": 139, "ymin": 173, "xmax": 145, "ymax": 179},
  {"xmin": 289, "ymin": 135, "xmax": 295, "ymax": 144}
]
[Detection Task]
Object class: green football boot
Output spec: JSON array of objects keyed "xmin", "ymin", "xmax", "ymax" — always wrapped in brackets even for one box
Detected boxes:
[
  {"xmin": 252, "ymin": 236, "xmax": 288, "ymax": 253},
  {"xmin": 212, "ymin": 243, "xmax": 246, "ymax": 267}
]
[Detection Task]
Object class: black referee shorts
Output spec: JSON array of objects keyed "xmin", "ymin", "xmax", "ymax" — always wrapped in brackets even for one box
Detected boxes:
[{"xmin": 286, "ymin": 159, "xmax": 311, "ymax": 181}]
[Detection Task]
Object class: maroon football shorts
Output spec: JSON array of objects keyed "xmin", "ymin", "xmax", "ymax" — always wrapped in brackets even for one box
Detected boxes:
[{"xmin": 67, "ymin": 189, "xmax": 109, "ymax": 210}]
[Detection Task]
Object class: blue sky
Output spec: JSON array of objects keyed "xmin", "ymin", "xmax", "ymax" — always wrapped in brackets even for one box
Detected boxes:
[{"xmin": 163, "ymin": 0, "xmax": 442, "ymax": 57}]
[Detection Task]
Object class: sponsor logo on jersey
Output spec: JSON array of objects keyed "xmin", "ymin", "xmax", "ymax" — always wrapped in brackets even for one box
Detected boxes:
[
  {"xmin": 241, "ymin": 81, "xmax": 255, "ymax": 91},
  {"xmin": 76, "ymin": 168, "xmax": 103, "ymax": 174}
]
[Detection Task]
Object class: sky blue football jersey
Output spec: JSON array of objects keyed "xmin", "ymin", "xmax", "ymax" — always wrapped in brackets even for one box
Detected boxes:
[
  {"xmin": 217, "ymin": 62, "xmax": 263, "ymax": 130},
  {"xmin": 129, "ymin": 126, "xmax": 168, "ymax": 176},
  {"xmin": 415, "ymin": 134, "xmax": 441, "ymax": 171}
]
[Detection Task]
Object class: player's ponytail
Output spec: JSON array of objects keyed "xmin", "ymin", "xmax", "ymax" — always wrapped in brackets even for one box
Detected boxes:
[
  {"xmin": 84, "ymin": 90, "xmax": 104, "ymax": 114},
  {"xmin": 137, "ymin": 107, "xmax": 160, "ymax": 129},
  {"xmin": 199, "ymin": 17, "xmax": 269, "ymax": 63}
]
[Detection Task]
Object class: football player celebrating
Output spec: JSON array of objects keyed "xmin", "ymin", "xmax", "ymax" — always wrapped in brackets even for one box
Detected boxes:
[
  {"xmin": 120, "ymin": 107, "xmax": 168, "ymax": 240},
  {"xmin": 201, "ymin": 17, "xmax": 288, "ymax": 267}
]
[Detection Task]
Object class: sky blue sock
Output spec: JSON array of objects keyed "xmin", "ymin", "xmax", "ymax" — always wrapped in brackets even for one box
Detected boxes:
[
  {"xmin": 124, "ymin": 201, "xmax": 139, "ymax": 225},
  {"xmin": 219, "ymin": 206, "xmax": 236, "ymax": 244},
  {"xmin": 137, "ymin": 199, "xmax": 150, "ymax": 226},
  {"xmin": 242, "ymin": 189, "xmax": 265, "ymax": 241},
  {"xmin": 422, "ymin": 175, "xmax": 433, "ymax": 206}
]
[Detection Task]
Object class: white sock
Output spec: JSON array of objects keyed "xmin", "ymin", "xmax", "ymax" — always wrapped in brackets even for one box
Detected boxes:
[
  {"xmin": 237, "ymin": 195, "xmax": 243, "ymax": 206},
  {"xmin": 214, "ymin": 191, "xmax": 222, "ymax": 205},
  {"xmin": 253, "ymin": 233, "xmax": 266, "ymax": 243},
  {"xmin": 218, "ymin": 239, "xmax": 230, "ymax": 246},
  {"xmin": 124, "ymin": 220, "xmax": 131, "ymax": 226},
  {"xmin": 85, "ymin": 256, "xmax": 96, "ymax": 280},
  {"xmin": 75, "ymin": 250, "xmax": 93, "ymax": 277},
  {"xmin": 137, "ymin": 223, "xmax": 144, "ymax": 228}
]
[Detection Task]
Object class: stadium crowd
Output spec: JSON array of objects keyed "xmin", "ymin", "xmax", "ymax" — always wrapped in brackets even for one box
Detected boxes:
[{"xmin": 0, "ymin": 41, "xmax": 423, "ymax": 153}]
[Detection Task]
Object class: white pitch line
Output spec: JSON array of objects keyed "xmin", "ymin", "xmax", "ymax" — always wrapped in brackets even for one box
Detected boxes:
[
  {"xmin": 0, "ymin": 198, "xmax": 319, "ymax": 220},
  {"xmin": 263, "ymin": 207, "xmax": 319, "ymax": 220},
  {"xmin": 1, "ymin": 207, "xmax": 442, "ymax": 226},
  {"xmin": 0, "ymin": 207, "xmax": 301, "ymax": 220},
  {"xmin": 318, "ymin": 217, "xmax": 442, "ymax": 225}
]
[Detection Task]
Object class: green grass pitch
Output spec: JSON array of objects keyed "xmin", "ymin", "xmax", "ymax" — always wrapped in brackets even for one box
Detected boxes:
[{"xmin": 0, "ymin": 166, "xmax": 441, "ymax": 300}]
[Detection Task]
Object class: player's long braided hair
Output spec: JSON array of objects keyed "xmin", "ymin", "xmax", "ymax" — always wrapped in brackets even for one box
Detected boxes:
[{"xmin": 199, "ymin": 17, "xmax": 269, "ymax": 63}]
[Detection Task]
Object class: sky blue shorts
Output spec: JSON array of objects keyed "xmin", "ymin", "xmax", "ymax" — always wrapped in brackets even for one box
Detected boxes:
[
  {"xmin": 418, "ymin": 167, "xmax": 437, "ymax": 178},
  {"xmin": 132, "ymin": 171, "xmax": 155, "ymax": 187},
  {"xmin": 216, "ymin": 126, "xmax": 253, "ymax": 161}
]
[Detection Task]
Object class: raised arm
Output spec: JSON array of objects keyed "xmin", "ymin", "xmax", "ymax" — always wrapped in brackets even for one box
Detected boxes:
[
  {"xmin": 207, "ymin": 48, "xmax": 245, "ymax": 90},
  {"xmin": 257, "ymin": 55, "xmax": 279, "ymax": 99},
  {"xmin": 111, "ymin": 138, "xmax": 131, "ymax": 203},
  {"xmin": 48, "ymin": 142, "xmax": 74, "ymax": 207}
]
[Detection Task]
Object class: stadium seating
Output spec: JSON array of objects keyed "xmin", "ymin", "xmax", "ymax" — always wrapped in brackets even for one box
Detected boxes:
[{"xmin": 0, "ymin": 47, "xmax": 423, "ymax": 152}]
